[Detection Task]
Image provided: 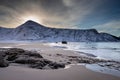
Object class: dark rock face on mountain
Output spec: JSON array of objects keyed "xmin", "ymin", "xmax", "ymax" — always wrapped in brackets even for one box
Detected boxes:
[{"xmin": 0, "ymin": 20, "xmax": 120, "ymax": 42}]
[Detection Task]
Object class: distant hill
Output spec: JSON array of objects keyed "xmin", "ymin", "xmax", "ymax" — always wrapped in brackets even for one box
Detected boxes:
[{"xmin": 0, "ymin": 20, "xmax": 120, "ymax": 42}]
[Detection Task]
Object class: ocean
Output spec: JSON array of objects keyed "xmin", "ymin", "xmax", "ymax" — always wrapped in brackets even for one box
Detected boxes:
[{"xmin": 49, "ymin": 42, "xmax": 120, "ymax": 62}]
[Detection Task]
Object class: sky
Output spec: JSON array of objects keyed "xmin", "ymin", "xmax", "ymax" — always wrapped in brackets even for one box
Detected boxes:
[{"xmin": 0, "ymin": 0, "xmax": 120, "ymax": 36}]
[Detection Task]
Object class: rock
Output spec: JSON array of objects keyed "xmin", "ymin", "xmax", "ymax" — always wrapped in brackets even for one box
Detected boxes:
[
  {"xmin": 7, "ymin": 53, "xmax": 18, "ymax": 61},
  {"xmin": 67, "ymin": 55, "xmax": 109, "ymax": 64},
  {"xmin": 67, "ymin": 62, "xmax": 71, "ymax": 64},
  {"xmin": 24, "ymin": 51, "xmax": 43, "ymax": 58},
  {"xmin": 0, "ymin": 48, "xmax": 64, "ymax": 69},
  {"xmin": 30, "ymin": 59, "xmax": 65, "ymax": 69},
  {"xmin": 68, "ymin": 56, "xmax": 78, "ymax": 58},
  {"xmin": 56, "ymin": 54, "xmax": 63, "ymax": 56},
  {"xmin": 0, "ymin": 48, "xmax": 65, "ymax": 69},
  {"xmin": 30, "ymin": 59, "xmax": 49, "ymax": 69},
  {"xmin": 0, "ymin": 54, "xmax": 9, "ymax": 67},
  {"xmin": 48, "ymin": 62, "xmax": 65, "ymax": 69},
  {"xmin": 14, "ymin": 57, "xmax": 40, "ymax": 64},
  {"xmin": 62, "ymin": 41, "xmax": 67, "ymax": 44},
  {"xmin": 5, "ymin": 48, "xmax": 25, "ymax": 55},
  {"xmin": 5, "ymin": 48, "xmax": 43, "ymax": 61}
]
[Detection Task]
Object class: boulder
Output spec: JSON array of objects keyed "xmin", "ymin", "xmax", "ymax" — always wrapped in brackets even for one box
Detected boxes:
[
  {"xmin": 0, "ymin": 54, "xmax": 9, "ymax": 67},
  {"xmin": 5, "ymin": 48, "xmax": 25, "ymax": 55},
  {"xmin": 48, "ymin": 62, "xmax": 65, "ymax": 69},
  {"xmin": 23, "ymin": 51, "xmax": 43, "ymax": 58},
  {"xmin": 61, "ymin": 41, "xmax": 67, "ymax": 44},
  {"xmin": 5, "ymin": 48, "xmax": 43, "ymax": 61},
  {"xmin": 14, "ymin": 57, "xmax": 40, "ymax": 64},
  {"xmin": 30, "ymin": 59, "xmax": 65, "ymax": 69},
  {"xmin": 30, "ymin": 59, "xmax": 49, "ymax": 69}
]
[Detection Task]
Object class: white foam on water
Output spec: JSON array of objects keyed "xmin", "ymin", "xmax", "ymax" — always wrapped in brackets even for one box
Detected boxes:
[
  {"xmin": 1, "ymin": 47, "xmax": 13, "ymax": 48},
  {"xmin": 64, "ymin": 64, "xmax": 85, "ymax": 69},
  {"xmin": 48, "ymin": 42, "xmax": 120, "ymax": 62},
  {"xmin": 48, "ymin": 42, "xmax": 120, "ymax": 77}
]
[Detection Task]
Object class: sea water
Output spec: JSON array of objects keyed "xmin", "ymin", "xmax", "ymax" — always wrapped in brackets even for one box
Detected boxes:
[
  {"xmin": 49, "ymin": 42, "xmax": 120, "ymax": 62},
  {"xmin": 48, "ymin": 42, "xmax": 120, "ymax": 77}
]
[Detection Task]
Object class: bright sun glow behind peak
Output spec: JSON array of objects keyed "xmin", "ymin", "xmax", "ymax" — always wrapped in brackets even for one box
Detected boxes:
[{"xmin": 23, "ymin": 15, "xmax": 41, "ymax": 23}]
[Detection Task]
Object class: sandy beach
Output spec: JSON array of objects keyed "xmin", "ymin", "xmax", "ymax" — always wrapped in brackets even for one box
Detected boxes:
[
  {"xmin": 0, "ymin": 42, "xmax": 120, "ymax": 80},
  {"xmin": 0, "ymin": 65, "xmax": 120, "ymax": 80}
]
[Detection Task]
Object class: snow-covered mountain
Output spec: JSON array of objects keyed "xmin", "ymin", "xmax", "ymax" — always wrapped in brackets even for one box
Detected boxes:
[
  {"xmin": 0, "ymin": 20, "xmax": 120, "ymax": 42},
  {"xmin": 0, "ymin": 27, "xmax": 13, "ymax": 40}
]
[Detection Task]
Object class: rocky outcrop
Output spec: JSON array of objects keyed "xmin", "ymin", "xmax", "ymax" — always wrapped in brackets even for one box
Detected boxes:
[
  {"xmin": 0, "ymin": 53, "xmax": 9, "ymax": 67},
  {"xmin": 0, "ymin": 48, "xmax": 65, "ymax": 69},
  {"xmin": 98, "ymin": 62, "xmax": 120, "ymax": 71},
  {"xmin": 0, "ymin": 48, "xmax": 120, "ymax": 70}
]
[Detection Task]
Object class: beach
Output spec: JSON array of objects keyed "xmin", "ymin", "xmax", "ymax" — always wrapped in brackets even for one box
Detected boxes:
[
  {"xmin": 0, "ymin": 65, "xmax": 120, "ymax": 80},
  {"xmin": 0, "ymin": 42, "xmax": 120, "ymax": 80}
]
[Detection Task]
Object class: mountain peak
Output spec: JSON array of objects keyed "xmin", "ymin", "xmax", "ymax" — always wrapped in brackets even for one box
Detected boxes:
[
  {"xmin": 16, "ymin": 20, "xmax": 47, "ymax": 30},
  {"xmin": 23, "ymin": 20, "xmax": 40, "ymax": 26},
  {"xmin": 0, "ymin": 20, "xmax": 120, "ymax": 42}
]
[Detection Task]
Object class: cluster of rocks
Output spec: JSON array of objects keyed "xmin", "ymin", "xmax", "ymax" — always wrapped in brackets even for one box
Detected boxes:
[
  {"xmin": 67, "ymin": 56, "xmax": 107, "ymax": 64},
  {"xmin": 56, "ymin": 53, "xmax": 120, "ymax": 65},
  {"xmin": 55, "ymin": 53, "xmax": 117, "ymax": 64},
  {"xmin": 1, "ymin": 48, "xmax": 119, "ymax": 70},
  {"xmin": 67, "ymin": 55, "xmax": 120, "ymax": 71},
  {"xmin": 0, "ymin": 48, "xmax": 65, "ymax": 69},
  {"xmin": 98, "ymin": 62, "xmax": 120, "ymax": 71}
]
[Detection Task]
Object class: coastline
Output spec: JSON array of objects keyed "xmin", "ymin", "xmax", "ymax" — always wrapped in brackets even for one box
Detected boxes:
[{"xmin": 0, "ymin": 42, "xmax": 120, "ymax": 80}]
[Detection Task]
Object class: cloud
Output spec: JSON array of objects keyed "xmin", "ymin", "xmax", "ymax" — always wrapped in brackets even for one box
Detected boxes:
[
  {"xmin": 0, "ymin": 0, "xmax": 101, "ymax": 28},
  {"xmin": 0, "ymin": 0, "xmax": 120, "ymax": 36}
]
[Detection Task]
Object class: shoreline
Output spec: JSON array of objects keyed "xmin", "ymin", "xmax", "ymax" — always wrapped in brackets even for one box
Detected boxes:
[{"xmin": 0, "ymin": 42, "xmax": 120, "ymax": 80}]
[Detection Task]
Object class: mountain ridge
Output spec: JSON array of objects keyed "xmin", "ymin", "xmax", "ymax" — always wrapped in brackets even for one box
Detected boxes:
[{"xmin": 0, "ymin": 20, "xmax": 120, "ymax": 42}]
